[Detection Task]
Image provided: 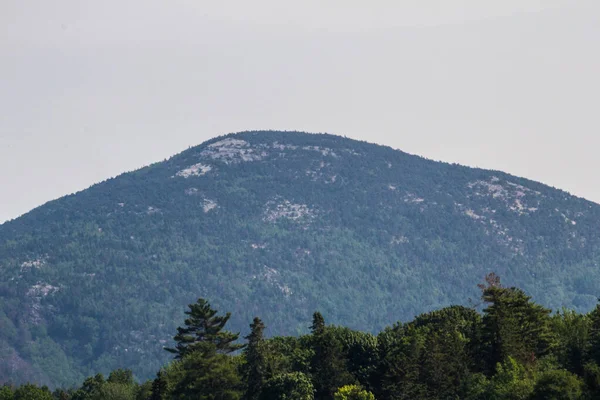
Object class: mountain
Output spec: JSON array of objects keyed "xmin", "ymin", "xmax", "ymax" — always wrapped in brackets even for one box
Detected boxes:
[{"xmin": 1, "ymin": 130, "xmax": 599, "ymax": 387}]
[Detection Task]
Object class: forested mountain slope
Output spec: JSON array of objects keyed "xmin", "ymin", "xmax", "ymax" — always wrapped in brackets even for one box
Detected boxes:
[{"xmin": 1, "ymin": 130, "xmax": 599, "ymax": 386}]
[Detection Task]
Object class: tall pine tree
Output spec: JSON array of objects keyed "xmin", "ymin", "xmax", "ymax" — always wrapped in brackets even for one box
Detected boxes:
[
  {"xmin": 310, "ymin": 312, "xmax": 355, "ymax": 400},
  {"xmin": 479, "ymin": 273, "xmax": 555, "ymax": 373},
  {"xmin": 165, "ymin": 298, "xmax": 243, "ymax": 358},
  {"xmin": 243, "ymin": 317, "xmax": 268, "ymax": 400}
]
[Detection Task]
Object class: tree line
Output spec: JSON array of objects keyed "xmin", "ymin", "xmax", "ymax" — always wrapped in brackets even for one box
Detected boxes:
[{"xmin": 4, "ymin": 273, "xmax": 600, "ymax": 399}]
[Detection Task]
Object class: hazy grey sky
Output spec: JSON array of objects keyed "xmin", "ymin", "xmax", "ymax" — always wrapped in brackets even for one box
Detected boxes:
[{"xmin": 1, "ymin": 1, "xmax": 599, "ymax": 223}]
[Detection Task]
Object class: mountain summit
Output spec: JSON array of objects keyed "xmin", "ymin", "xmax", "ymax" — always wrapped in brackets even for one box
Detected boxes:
[{"xmin": 1, "ymin": 131, "xmax": 599, "ymax": 386}]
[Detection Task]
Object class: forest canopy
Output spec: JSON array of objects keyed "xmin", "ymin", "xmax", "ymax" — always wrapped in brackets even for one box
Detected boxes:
[
  {"xmin": 2, "ymin": 131, "xmax": 600, "ymax": 386},
  {"xmin": 3, "ymin": 274, "xmax": 600, "ymax": 400}
]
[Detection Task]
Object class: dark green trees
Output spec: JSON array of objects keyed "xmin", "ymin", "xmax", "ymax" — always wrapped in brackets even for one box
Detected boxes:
[
  {"xmin": 479, "ymin": 273, "xmax": 555, "ymax": 372},
  {"xmin": 531, "ymin": 369, "xmax": 584, "ymax": 400},
  {"xmin": 12, "ymin": 384, "xmax": 53, "ymax": 400},
  {"xmin": 14, "ymin": 277, "xmax": 600, "ymax": 399},
  {"xmin": 173, "ymin": 351, "xmax": 242, "ymax": 400},
  {"xmin": 71, "ymin": 374, "xmax": 105, "ymax": 400},
  {"xmin": 149, "ymin": 371, "xmax": 167, "ymax": 400},
  {"xmin": 374, "ymin": 306, "xmax": 481, "ymax": 400},
  {"xmin": 165, "ymin": 298, "xmax": 243, "ymax": 358},
  {"xmin": 552, "ymin": 309, "xmax": 590, "ymax": 375},
  {"xmin": 69, "ymin": 370, "xmax": 141, "ymax": 400},
  {"xmin": 0, "ymin": 386, "xmax": 13, "ymax": 400},
  {"xmin": 310, "ymin": 312, "xmax": 354, "ymax": 400},
  {"xmin": 242, "ymin": 318, "xmax": 268, "ymax": 400},
  {"xmin": 163, "ymin": 298, "xmax": 244, "ymax": 400},
  {"xmin": 258, "ymin": 372, "xmax": 314, "ymax": 400},
  {"xmin": 582, "ymin": 304, "xmax": 600, "ymax": 396}
]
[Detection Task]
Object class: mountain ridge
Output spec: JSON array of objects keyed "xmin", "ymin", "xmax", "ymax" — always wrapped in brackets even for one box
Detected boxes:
[{"xmin": 1, "ymin": 130, "xmax": 599, "ymax": 386}]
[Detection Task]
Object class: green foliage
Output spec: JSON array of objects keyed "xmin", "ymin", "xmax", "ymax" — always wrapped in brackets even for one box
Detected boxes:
[
  {"xmin": 551, "ymin": 309, "xmax": 590, "ymax": 375},
  {"xmin": 242, "ymin": 318, "xmax": 268, "ymax": 400},
  {"xmin": 262, "ymin": 335, "xmax": 313, "ymax": 377},
  {"xmin": 259, "ymin": 372, "xmax": 314, "ymax": 400},
  {"xmin": 480, "ymin": 274, "xmax": 555, "ymax": 372},
  {"xmin": 376, "ymin": 324, "xmax": 428, "ymax": 399},
  {"xmin": 485, "ymin": 357, "xmax": 535, "ymax": 400},
  {"xmin": 582, "ymin": 361, "xmax": 600, "ymax": 396},
  {"xmin": 2, "ymin": 131, "xmax": 600, "ymax": 385},
  {"xmin": 0, "ymin": 386, "xmax": 14, "ymax": 400},
  {"xmin": 12, "ymin": 280, "xmax": 600, "ymax": 400},
  {"xmin": 12, "ymin": 384, "xmax": 53, "ymax": 400},
  {"xmin": 68, "ymin": 370, "xmax": 139, "ymax": 400},
  {"xmin": 333, "ymin": 385, "xmax": 375, "ymax": 400},
  {"xmin": 161, "ymin": 300, "xmax": 244, "ymax": 399},
  {"xmin": 135, "ymin": 381, "xmax": 152, "ymax": 400},
  {"xmin": 170, "ymin": 351, "xmax": 242, "ymax": 400},
  {"xmin": 71, "ymin": 374, "xmax": 105, "ymax": 400},
  {"xmin": 310, "ymin": 315, "xmax": 355, "ymax": 399},
  {"xmin": 149, "ymin": 370, "xmax": 168, "ymax": 400},
  {"xmin": 531, "ymin": 369, "xmax": 584, "ymax": 400},
  {"xmin": 375, "ymin": 306, "xmax": 480, "ymax": 399},
  {"xmin": 107, "ymin": 369, "xmax": 134, "ymax": 386},
  {"xmin": 330, "ymin": 327, "xmax": 378, "ymax": 391},
  {"xmin": 165, "ymin": 298, "xmax": 243, "ymax": 359},
  {"xmin": 95, "ymin": 382, "xmax": 135, "ymax": 400}
]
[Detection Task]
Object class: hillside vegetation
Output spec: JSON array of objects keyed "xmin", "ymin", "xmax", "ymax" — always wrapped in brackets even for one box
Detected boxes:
[
  {"xmin": 1, "ymin": 131, "xmax": 599, "ymax": 385},
  {"xmin": 3, "ymin": 275, "xmax": 600, "ymax": 399}
]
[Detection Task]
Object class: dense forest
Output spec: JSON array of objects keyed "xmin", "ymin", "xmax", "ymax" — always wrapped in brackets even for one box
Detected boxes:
[
  {"xmin": 3, "ymin": 131, "xmax": 600, "ymax": 385},
  {"xmin": 3, "ymin": 274, "xmax": 600, "ymax": 399}
]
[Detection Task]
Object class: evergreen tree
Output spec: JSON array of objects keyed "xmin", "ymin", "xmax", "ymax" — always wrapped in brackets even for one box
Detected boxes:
[
  {"xmin": 172, "ymin": 351, "xmax": 242, "ymax": 400},
  {"xmin": 587, "ymin": 304, "xmax": 600, "ymax": 362},
  {"xmin": 52, "ymin": 389, "xmax": 72, "ymax": 400},
  {"xmin": 165, "ymin": 298, "xmax": 243, "ymax": 359},
  {"xmin": 375, "ymin": 325, "xmax": 427, "ymax": 400},
  {"xmin": 551, "ymin": 308, "xmax": 590, "ymax": 375},
  {"xmin": 310, "ymin": 313, "xmax": 355, "ymax": 400},
  {"xmin": 583, "ymin": 361, "xmax": 600, "ymax": 395},
  {"xmin": 0, "ymin": 385, "xmax": 13, "ymax": 400},
  {"xmin": 331, "ymin": 327, "xmax": 379, "ymax": 391},
  {"xmin": 242, "ymin": 317, "xmax": 268, "ymax": 400},
  {"xmin": 311, "ymin": 312, "xmax": 325, "ymax": 336},
  {"xmin": 71, "ymin": 374, "xmax": 105, "ymax": 400},
  {"xmin": 135, "ymin": 381, "xmax": 153, "ymax": 400},
  {"xmin": 107, "ymin": 369, "xmax": 134, "ymax": 386},
  {"xmin": 420, "ymin": 329, "xmax": 470, "ymax": 399},
  {"xmin": 479, "ymin": 273, "xmax": 555, "ymax": 372},
  {"xmin": 149, "ymin": 370, "xmax": 168, "ymax": 400}
]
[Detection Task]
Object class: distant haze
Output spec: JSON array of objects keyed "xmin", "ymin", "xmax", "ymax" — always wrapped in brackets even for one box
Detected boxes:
[{"xmin": 1, "ymin": 0, "xmax": 599, "ymax": 223}]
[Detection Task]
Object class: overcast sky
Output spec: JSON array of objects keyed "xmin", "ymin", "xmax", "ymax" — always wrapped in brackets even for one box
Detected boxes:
[{"xmin": 1, "ymin": 1, "xmax": 599, "ymax": 223}]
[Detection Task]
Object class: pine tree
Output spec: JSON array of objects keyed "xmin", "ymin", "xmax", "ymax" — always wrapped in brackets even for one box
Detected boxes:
[
  {"xmin": 243, "ymin": 317, "xmax": 268, "ymax": 400},
  {"xmin": 479, "ymin": 273, "xmax": 555, "ymax": 372},
  {"xmin": 587, "ymin": 304, "xmax": 600, "ymax": 362},
  {"xmin": 311, "ymin": 312, "xmax": 325, "ymax": 336},
  {"xmin": 165, "ymin": 298, "xmax": 243, "ymax": 358},
  {"xmin": 172, "ymin": 351, "xmax": 243, "ymax": 400},
  {"xmin": 149, "ymin": 370, "xmax": 168, "ymax": 400},
  {"xmin": 310, "ymin": 312, "xmax": 355, "ymax": 400},
  {"xmin": 583, "ymin": 304, "xmax": 600, "ymax": 396}
]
